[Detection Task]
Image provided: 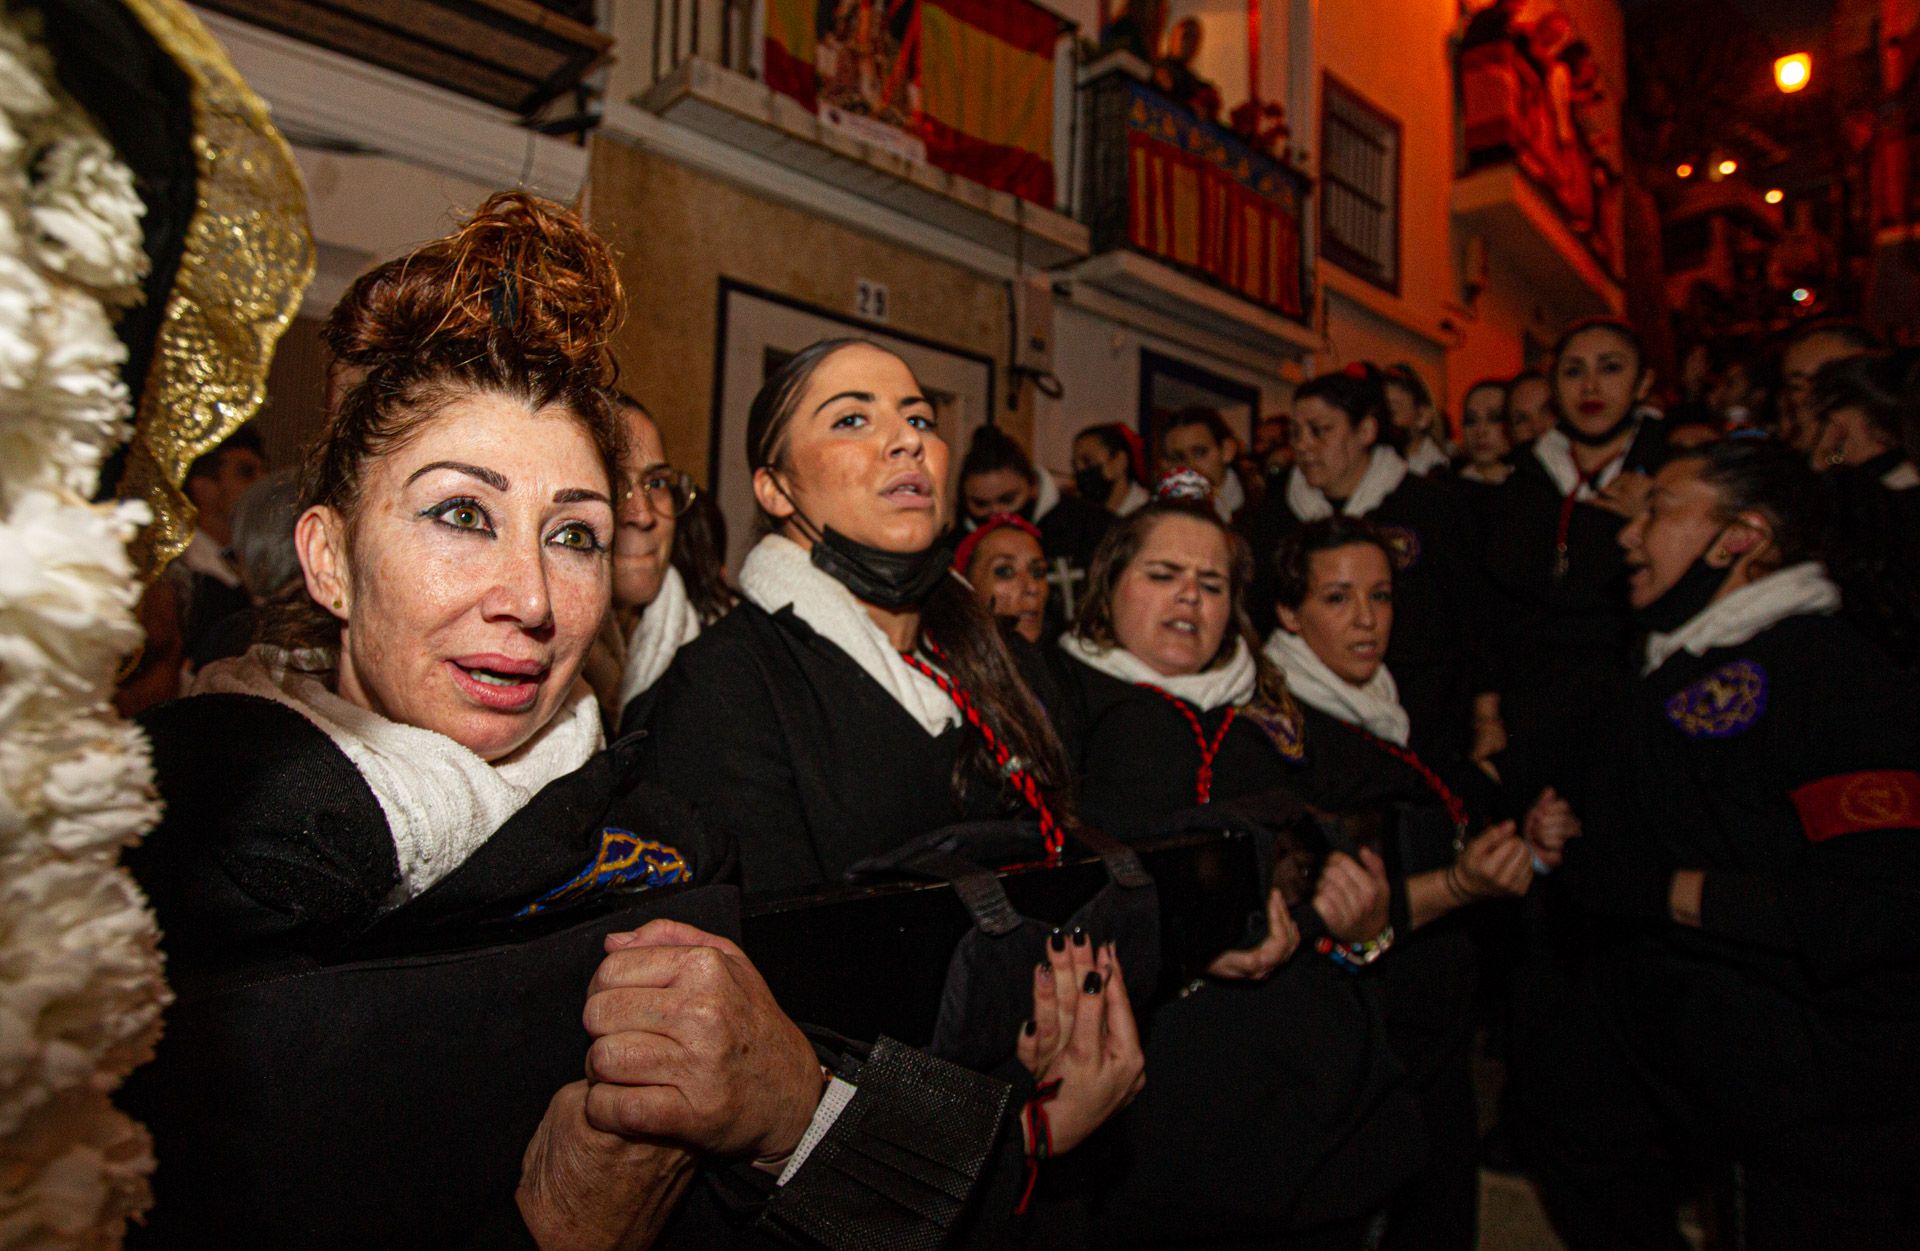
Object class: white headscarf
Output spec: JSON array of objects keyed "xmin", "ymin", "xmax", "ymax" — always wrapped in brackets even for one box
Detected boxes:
[
  {"xmin": 192, "ymin": 647, "xmax": 604, "ymax": 897},
  {"xmin": 1262, "ymin": 628, "xmax": 1410, "ymax": 746},
  {"xmin": 1058, "ymin": 632, "xmax": 1257, "ymax": 712},
  {"xmin": 736, "ymin": 535, "xmax": 961, "ymax": 737}
]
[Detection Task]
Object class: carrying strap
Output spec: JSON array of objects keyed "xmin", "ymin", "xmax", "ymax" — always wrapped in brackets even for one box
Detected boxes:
[{"xmin": 896, "ymin": 822, "xmax": 1152, "ymax": 938}]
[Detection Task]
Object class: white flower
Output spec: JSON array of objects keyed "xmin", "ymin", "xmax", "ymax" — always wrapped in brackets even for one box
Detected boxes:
[
  {"xmin": 0, "ymin": 249, "xmax": 51, "ymax": 404},
  {"xmin": 28, "ymin": 135, "xmax": 146, "ymax": 296},
  {"xmin": 0, "ymin": 24, "xmax": 53, "ymax": 129},
  {"xmin": 0, "ymin": 857, "xmax": 169, "ymax": 1137},
  {"xmin": 0, "ymin": 495, "xmax": 146, "ymax": 733},
  {"xmin": 0, "ymin": 1090, "xmax": 155, "ymax": 1245}
]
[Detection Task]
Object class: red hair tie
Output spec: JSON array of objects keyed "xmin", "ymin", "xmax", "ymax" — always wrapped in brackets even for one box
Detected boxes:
[
  {"xmin": 952, "ymin": 512, "xmax": 1043, "ymax": 574},
  {"xmin": 1343, "ymin": 361, "xmax": 1370, "ymax": 379},
  {"xmin": 1114, "ymin": 424, "xmax": 1148, "ymax": 484}
]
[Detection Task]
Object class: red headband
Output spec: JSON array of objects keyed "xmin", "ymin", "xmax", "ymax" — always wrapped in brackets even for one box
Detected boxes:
[
  {"xmin": 1114, "ymin": 424, "xmax": 1147, "ymax": 483},
  {"xmin": 953, "ymin": 512, "xmax": 1043, "ymax": 574}
]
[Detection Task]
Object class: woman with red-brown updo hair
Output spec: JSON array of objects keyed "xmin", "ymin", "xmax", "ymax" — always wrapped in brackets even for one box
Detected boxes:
[{"xmin": 123, "ymin": 195, "xmax": 1024, "ymax": 1249}]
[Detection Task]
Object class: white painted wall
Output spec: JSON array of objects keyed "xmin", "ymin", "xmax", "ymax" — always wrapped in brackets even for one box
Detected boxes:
[{"xmin": 1032, "ymin": 300, "xmax": 1292, "ymax": 479}]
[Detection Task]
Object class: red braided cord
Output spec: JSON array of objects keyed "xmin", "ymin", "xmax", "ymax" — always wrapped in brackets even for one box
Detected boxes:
[
  {"xmin": 899, "ymin": 646, "xmax": 1065, "ymax": 857},
  {"xmin": 1333, "ymin": 720, "xmax": 1469, "ymax": 837},
  {"xmin": 1553, "ymin": 454, "xmax": 1625, "ymax": 576},
  {"xmin": 1138, "ymin": 685, "xmax": 1238, "ymax": 805},
  {"xmin": 1014, "ymin": 1078, "xmax": 1064, "ymax": 1215}
]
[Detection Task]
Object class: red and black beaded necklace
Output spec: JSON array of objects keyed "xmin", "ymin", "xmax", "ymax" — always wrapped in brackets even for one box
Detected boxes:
[
  {"xmin": 898, "ymin": 641, "xmax": 1065, "ymax": 857},
  {"xmin": 1334, "ymin": 721, "xmax": 1470, "ymax": 845},
  {"xmin": 1137, "ymin": 685, "xmax": 1238, "ymax": 805}
]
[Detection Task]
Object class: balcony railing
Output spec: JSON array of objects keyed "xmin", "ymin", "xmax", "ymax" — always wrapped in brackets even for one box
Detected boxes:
[
  {"xmin": 1080, "ymin": 68, "xmax": 1312, "ymax": 323},
  {"xmin": 1458, "ymin": 39, "xmax": 1615, "ymax": 275}
]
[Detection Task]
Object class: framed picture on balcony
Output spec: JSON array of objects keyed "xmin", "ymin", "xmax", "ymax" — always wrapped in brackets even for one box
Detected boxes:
[
  {"xmin": 709, "ymin": 280, "xmax": 996, "ymax": 570},
  {"xmin": 1320, "ymin": 75, "xmax": 1402, "ymax": 293}
]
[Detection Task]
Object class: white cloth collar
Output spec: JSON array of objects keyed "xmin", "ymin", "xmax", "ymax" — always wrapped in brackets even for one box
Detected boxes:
[
  {"xmin": 737, "ymin": 535, "xmax": 961, "ymax": 737},
  {"xmin": 1883, "ymin": 460, "xmax": 1919, "ymax": 491},
  {"xmin": 1284, "ymin": 446, "xmax": 1408, "ymax": 522},
  {"xmin": 1262, "ymin": 628, "xmax": 1410, "ymax": 746},
  {"xmin": 180, "ymin": 527, "xmax": 242, "ymax": 588},
  {"xmin": 618, "ymin": 566, "xmax": 703, "ymax": 712},
  {"xmin": 1533, "ymin": 426, "xmax": 1633, "ymax": 498},
  {"xmin": 1642, "ymin": 561, "xmax": 1842, "ymax": 676},
  {"xmin": 1405, "ymin": 438, "xmax": 1451, "ymax": 477},
  {"xmin": 1114, "ymin": 481, "xmax": 1151, "ymax": 517},
  {"xmin": 1214, "ymin": 469, "xmax": 1247, "ymax": 522},
  {"xmin": 192, "ymin": 646, "xmax": 604, "ymax": 898},
  {"xmin": 1058, "ymin": 632, "xmax": 1257, "ymax": 712},
  {"xmin": 1032, "ymin": 470, "xmax": 1061, "ymax": 523}
]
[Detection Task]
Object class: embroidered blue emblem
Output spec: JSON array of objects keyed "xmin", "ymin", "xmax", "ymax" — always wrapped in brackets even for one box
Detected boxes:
[
  {"xmin": 516, "ymin": 828, "xmax": 689, "ymax": 917},
  {"xmin": 1374, "ymin": 524, "xmax": 1423, "ymax": 572},
  {"xmin": 1664, "ymin": 660, "xmax": 1769, "ymax": 739},
  {"xmin": 1243, "ymin": 691, "xmax": 1307, "ymax": 761}
]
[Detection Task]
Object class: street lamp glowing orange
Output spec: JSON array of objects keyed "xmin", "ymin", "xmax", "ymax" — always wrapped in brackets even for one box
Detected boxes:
[
  {"xmin": 1775, "ymin": 54, "xmax": 1811, "ymax": 93},
  {"xmin": 1717, "ymin": 159, "xmax": 1739, "ymax": 176},
  {"xmin": 1765, "ymin": 188, "xmax": 1785, "ymax": 204},
  {"xmin": 1676, "ymin": 163, "xmax": 1695, "ymax": 178}
]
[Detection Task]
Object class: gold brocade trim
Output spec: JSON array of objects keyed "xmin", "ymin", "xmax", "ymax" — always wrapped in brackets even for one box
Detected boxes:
[{"xmin": 115, "ymin": 0, "xmax": 314, "ymax": 584}]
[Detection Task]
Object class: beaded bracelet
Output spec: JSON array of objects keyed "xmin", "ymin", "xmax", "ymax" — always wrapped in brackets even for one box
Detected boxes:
[{"xmin": 1314, "ymin": 925, "xmax": 1395, "ymax": 972}]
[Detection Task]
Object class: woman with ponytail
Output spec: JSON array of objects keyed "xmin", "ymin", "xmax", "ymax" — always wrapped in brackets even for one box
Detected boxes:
[{"xmin": 637, "ymin": 337, "xmax": 1144, "ymax": 1188}]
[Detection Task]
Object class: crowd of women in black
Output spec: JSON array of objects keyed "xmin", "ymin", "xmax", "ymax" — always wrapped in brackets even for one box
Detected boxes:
[{"xmin": 119, "ymin": 193, "xmax": 1919, "ymax": 1250}]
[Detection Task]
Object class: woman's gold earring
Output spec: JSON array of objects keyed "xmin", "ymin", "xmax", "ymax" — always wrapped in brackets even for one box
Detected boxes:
[{"xmin": 332, "ymin": 598, "xmax": 343, "ymax": 610}]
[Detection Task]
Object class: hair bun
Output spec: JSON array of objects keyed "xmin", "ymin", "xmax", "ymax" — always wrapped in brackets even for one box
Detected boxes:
[{"xmin": 325, "ymin": 190, "xmax": 622, "ymax": 386}]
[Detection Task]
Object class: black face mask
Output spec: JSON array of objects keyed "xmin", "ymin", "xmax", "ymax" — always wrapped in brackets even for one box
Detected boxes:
[
  {"xmin": 1073, "ymin": 464, "xmax": 1112, "ymax": 505},
  {"xmin": 770, "ymin": 473, "xmax": 954, "ymax": 609},
  {"xmin": 1558, "ymin": 411, "xmax": 1638, "ymax": 448},
  {"xmin": 1633, "ymin": 532, "xmax": 1733, "ymax": 634}
]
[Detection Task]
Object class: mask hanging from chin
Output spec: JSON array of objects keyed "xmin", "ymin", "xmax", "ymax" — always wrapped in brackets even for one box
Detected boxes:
[
  {"xmin": 773, "ymin": 478, "xmax": 954, "ymax": 610},
  {"xmin": 1558, "ymin": 409, "xmax": 1638, "ymax": 448},
  {"xmin": 1634, "ymin": 532, "xmax": 1734, "ymax": 634}
]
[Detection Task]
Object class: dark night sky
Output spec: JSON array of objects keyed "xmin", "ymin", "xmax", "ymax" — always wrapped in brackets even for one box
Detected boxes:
[{"xmin": 1623, "ymin": 0, "xmax": 1835, "ymax": 42}]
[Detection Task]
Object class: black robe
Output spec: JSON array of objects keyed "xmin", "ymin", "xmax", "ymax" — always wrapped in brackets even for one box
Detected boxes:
[
  {"xmin": 1051, "ymin": 654, "xmax": 1426, "ymax": 1247},
  {"xmin": 122, "ymin": 693, "xmax": 1018, "ymax": 1249},
  {"xmin": 1285, "ymin": 704, "xmax": 1493, "ymax": 1251},
  {"xmin": 1474, "ymin": 422, "xmax": 1669, "ymax": 810},
  {"xmin": 1825, "ymin": 450, "xmax": 1920, "ymax": 677},
  {"xmin": 632, "ymin": 600, "xmax": 1019, "ymax": 897},
  {"xmin": 1521, "ymin": 612, "xmax": 1920, "ymax": 1242},
  {"xmin": 1243, "ymin": 470, "xmax": 1490, "ymax": 764}
]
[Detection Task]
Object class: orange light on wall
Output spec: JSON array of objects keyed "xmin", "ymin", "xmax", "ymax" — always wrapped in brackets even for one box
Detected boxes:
[
  {"xmin": 1676, "ymin": 163, "xmax": 1695, "ymax": 178},
  {"xmin": 1717, "ymin": 159, "xmax": 1739, "ymax": 176},
  {"xmin": 1775, "ymin": 53, "xmax": 1811, "ymax": 93},
  {"xmin": 1765, "ymin": 188, "xmax": 1785, "ymax": 204}
]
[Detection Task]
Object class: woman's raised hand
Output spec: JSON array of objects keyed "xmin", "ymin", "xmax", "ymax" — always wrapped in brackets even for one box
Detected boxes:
[
  {"xmin": 1313, "ymin": 847, "xmax": 1392, "ymax": 945},
  {"xmin": 1455, "ymin": 821, "xmax": 1534, "ymax": 898},
  {"xmin": 1523, "ymin": 787, "xmax": 1583, "ymax": 869},
  {"xmin": 1015, "ymin": 933, "xmax": 1145, "ymax": 1157},
  {"xmin": 579, "ymin": 919, "xmax": 826, "ymax": 1163},
  {"xmin": 1205, "ymin": 887, "xmax": 1299, "ymax": 980}
]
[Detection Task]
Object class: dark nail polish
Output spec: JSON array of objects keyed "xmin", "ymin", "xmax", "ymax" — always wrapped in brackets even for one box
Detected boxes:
[
  {"xmin": 1083, "ymin": 971, "xmax": 1103, "ymax": 995},
  {"xmin": 1049, "ymin": 929, "xmax": 1066, "ymax": 953},
  {"xmin": 1071, "ymin": 927, "xmax": 1088, "ymax": 948},
  {"xmin": 1023, "ymin": 1018, "xmax": 1036, "ymax": 1036}
]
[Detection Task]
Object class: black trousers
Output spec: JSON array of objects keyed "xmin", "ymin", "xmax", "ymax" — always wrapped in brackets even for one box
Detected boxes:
[{"xmin": 1510, "ymin": 972, "xmax": 1920, "ymax": 1251}]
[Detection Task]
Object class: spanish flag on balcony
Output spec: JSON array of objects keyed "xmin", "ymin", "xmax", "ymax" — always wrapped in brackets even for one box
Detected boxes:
[{"xmin": 763, "ymin": 0, "xmax": 1059, "ymax": 207}]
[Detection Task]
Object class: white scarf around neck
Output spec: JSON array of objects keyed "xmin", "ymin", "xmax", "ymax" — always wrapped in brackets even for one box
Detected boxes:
[
  {"xmin": 1114, "ymin": 480, "xmax": 1151, "ymax": 517},
  {"xmin": 1883, "ymin": 460, "xmax": 1919, "ymax": 491},
  {"xmin": 1285, "ymin": 445, "xmax": 1408, "ymax": 522},
  {"xmin": 1262, "ymin": 628, "xmax": 1410, "ymax": 746},
  {"xmin": 619, "ymin": 566, "xmax": 703, "ymax": 711},
  {"xmin": 192, "ymin": 646, "xmax": 604, "ymax": 898},
  {"xmin": 1058, "ymin": 632, "xmax": 1257, "ymax": 712},
  {"xmin": 736, "ymin": 535, "xmax": 961, "ymax": 737},
  {"xmin": 1641, "ymin": 561, "xmax": 1842, "ymax": 676},
  {"xmin": 1405, "ymin": 437, "xmax": 1451, "ymax": 477},
  {"xmin": 1214, "ymin": 468, "xmax": 1247, "ymax": 522},
  {"xmin": 1533, "ymin": 424, "xmax": 1637, "ymax": 498}
]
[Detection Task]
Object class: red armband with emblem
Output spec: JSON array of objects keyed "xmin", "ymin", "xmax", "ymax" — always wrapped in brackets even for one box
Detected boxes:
[{"xmin": 1789, "ymin": 771, "xmax": 1920, "ymax": 843}]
